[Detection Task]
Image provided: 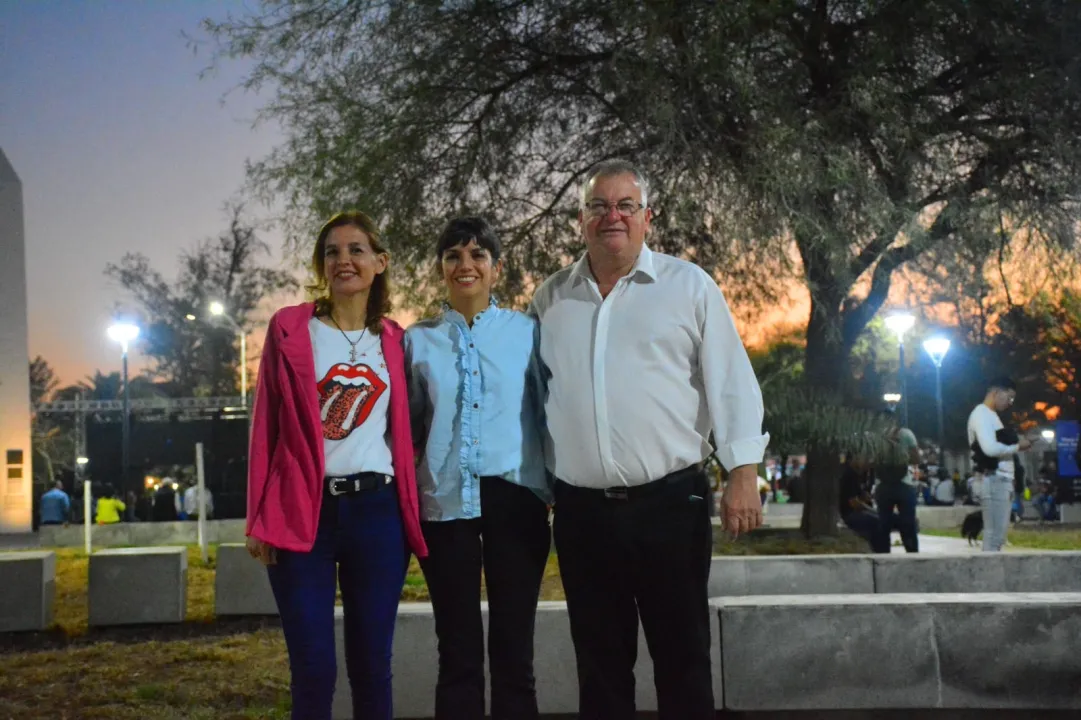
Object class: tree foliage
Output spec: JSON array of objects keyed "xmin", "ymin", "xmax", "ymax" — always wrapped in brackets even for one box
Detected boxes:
[
  {"xmin": 203, "ymin": 0, "xmax": 1081, "ymax": 385},
  {"xmin": 29, "ymin": 356, "xmax": 71, "ymax": 486},
  {"xmin": 105, "ymin": 205, "xmax": 297, "ymax": 396}
]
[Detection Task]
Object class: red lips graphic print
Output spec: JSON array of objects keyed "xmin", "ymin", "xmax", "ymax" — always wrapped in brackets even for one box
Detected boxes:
[{"xmin": 317, "ymin": 363, "xmax": 388, "ymax": 440}]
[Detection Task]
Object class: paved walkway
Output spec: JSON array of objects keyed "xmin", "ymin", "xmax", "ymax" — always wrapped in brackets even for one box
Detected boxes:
[{"xmin": 909, "ymin": 533, "xmax": 978, "ymax": 554}]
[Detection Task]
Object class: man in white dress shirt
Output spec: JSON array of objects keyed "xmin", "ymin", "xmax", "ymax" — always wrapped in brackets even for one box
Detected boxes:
[{"xmin": 530, "ymin": 160, "xmax": 769, "ymax": 720}]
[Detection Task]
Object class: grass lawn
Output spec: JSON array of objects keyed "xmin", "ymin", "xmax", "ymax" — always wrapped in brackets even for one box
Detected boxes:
[
  {"xmin": 1, "ymin": 528, "xmax": 867, "ymax": 718},
  {"xmin": 923, "ymin": 525, "xmax": 1081, "ymax": 550}
]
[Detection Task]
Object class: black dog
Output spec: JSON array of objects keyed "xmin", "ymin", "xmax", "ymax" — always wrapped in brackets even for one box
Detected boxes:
[{"xmin": 961, "ymin": 510, "xmax": 983, "ymax": 545}]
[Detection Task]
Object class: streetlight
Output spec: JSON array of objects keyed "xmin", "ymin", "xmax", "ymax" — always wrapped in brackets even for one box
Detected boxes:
[
  {"xmin": 107, "ymin": 321, "xmax": 139, "ymax": 493},
  {"xmin": 208, "ymin": 301, "xmax": 248, "ymax": 409},
  {"xmin": 884, "ymin": 312, "xmax": 916, "ymax": 426},
  {"xmin": 883, "ymin": 392, "xmax": 902, "ymax": 411},
  {"xmin": 922, "ymin": 336, "xmax": 951, "ymax": 453},
  {"xmin": 1041, "ymin": 429, "xmax": 1056, "ymax": 442}
]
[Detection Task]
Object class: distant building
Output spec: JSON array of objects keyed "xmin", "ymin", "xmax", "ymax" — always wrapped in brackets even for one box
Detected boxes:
[{"xmin": 0, "ymin": 147, "xmax": 32, "ymax": 533}]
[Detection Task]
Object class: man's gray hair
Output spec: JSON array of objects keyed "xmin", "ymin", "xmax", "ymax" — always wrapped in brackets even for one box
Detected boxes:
[{"xmin": 580, "ymin": 159, "xmax": 651, "ymax": 209}]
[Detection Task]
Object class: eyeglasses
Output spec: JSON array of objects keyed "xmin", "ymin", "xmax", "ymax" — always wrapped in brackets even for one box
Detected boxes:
[{"xmin": 584, "ymin": 199, "xmax": 647, "ymax": 218}]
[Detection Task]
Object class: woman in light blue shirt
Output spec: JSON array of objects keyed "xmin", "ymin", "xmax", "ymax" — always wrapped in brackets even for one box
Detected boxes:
[{"xmin": 404, "ymin": 216, "xmax": 551, "ymax": 720}]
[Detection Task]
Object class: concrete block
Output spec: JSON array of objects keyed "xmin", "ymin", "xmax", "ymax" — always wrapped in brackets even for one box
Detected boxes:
[
  {"xmin": 214, "ymin": 543, "xmax": 277, "ymax": 616},
  {"xmin": 934, "ymin": 595, "xmax": 1081, "ymax": 708},
  {"xmin": 209, "ymin": 519, "xmax": 248, "ymax": 544},
  {"xmin": 709, "ymin": 555, "xmax": 874, "ymax": 597},
  {"xmin": 37, "ymin": 523, "xmax": 83, "ymax": 547},
  {"xmin": 88, "ymin": 546, "xmax": 187, "ymax": 626},
  {"xmin": 39, "ymin": 518, "xmax": 249, "ymax": 548},
  {"xmin": 874, "ymin": 553, "xmax": 1081, "ymax": 594},
  {"xmin": 0, "ymin": 551, "xmax": 55, "ymax": 631},
  {"xmin": 874, "ymin": 555, "xmax": 1008, "ymax": 593},
  {"xmin": 124, "ymin": 521, "xmax": 193, "ymax": 547},
  {"xmin": 720, "ymin": 594, "xmax": 939, "ymax": 710},
  {"xmin": 719, "ymin": 593, "xmax": 1081, "ymax": 710},
  {"xmin": 332, "ymin": 601, "xmax": 722, "ymax": 719},
  {"xmin": 1001, "ymin": 553, "xmax": 1081, "ymax": 592},
  {"xmin": 756, "ymin": 504, "xmax": 970, "ymax": 531}
]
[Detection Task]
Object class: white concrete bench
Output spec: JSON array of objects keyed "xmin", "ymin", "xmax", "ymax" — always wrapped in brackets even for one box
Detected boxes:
[
  {"xmin": 214, "ymin": 543, "xmax": 278, "ymax": 616},
  {"xmin": 873, "ymin": 552, "xmax": 1081, "ymax": 593},
  {"xmin": 708, "ymin": 553, "xmax": 1081, "ymax": 597},
  {"xmin": 38, "ymin": 518, "xmax": 248, "ymax": 548},
  {"xmin": 88, "ymin": 547, "xmax": 187, "ymax": 627},
  {"xmin": 0, "ymin": 550, "xmax": 55, "ymax": 631},
  {"xmin": 331, "ymin": 601, "xmax": 722, "ymax": 719},
  {"xmin": 718, "ymin": 593, "xmax": 1081, "ymax": 710},
  {"xmin": 708, "ymin": 554, "xmax": 875, "ymax": 596}
]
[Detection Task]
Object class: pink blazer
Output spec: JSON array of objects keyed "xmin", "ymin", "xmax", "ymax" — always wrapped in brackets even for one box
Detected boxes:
[{"xmin": 245, "ymin": 302, "xmax": 427, "ymax": 557}]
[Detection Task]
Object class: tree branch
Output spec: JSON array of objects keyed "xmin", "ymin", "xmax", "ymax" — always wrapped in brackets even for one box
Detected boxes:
[{"xmin": 842, "ymin": 203, "xmax": 960, "ymax": 347}]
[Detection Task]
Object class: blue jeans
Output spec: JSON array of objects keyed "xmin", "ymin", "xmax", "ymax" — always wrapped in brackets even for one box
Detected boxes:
[
  {"xmin": 874, "ymin": 483, "xmax": 919, "ymax": 553},
  {"xmin": 267, "ymin": 483, "xmax": 408, "ymax": 720},
  {"xmin": 1035, "ymin": 493, "xmax": 1058, "ymax": 521},
  {"xmin": 982, "ymin": 474, "xmax": 1012, "ymax": 552},
  {"xmin": 842, "ymin": 510, "xmax": 890, "ymax": 553}
]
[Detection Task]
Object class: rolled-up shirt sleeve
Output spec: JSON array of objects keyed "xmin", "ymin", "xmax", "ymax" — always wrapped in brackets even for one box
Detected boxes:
[{"xmin": 698, "ymin": 278, "xmax": 770, "ymax": 471}]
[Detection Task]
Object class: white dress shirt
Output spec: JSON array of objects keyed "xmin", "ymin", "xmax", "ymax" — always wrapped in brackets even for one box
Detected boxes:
[{"xmin": 530, "ymin": 245, "xmax": 769, "ymax": 488}]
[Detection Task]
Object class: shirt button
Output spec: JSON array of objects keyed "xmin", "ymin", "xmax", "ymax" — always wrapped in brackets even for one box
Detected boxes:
[
  {"xmin": 473, "ymin": 403, "xmax": 479, "ymax": 409},
  {"xmin": 473, "ymin": 473, "xmax": 479, "ymax": 479},
  {"xmin": 473, "ymin": 370, "xmax": 478, "ymax": 376},
  {"xmin": 473, "ymin": 439, "xmax": 479, "ymax": 445},
  {"xmin": 469, "ymin": 343, "xmax": 474, "ymax": 348}
]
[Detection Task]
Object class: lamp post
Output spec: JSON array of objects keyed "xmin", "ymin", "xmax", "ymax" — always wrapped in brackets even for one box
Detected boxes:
[
  {"xmin": 209, "ymin": 301, "xmax": 247, "ymax": 409},
  {"xmin": 884, "ymin": 312, "xmax": 916, "ymax": 426},
  {"xmin": 107, "ymin": 322, "xmax": 140, "ymax": 493},
  {"xmin": 922, "ymin": 337, "xmax": 951, "ymax": 453}
]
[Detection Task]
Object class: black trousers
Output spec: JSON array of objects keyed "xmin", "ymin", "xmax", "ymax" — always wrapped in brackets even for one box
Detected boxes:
[
  {"xmin": 553, "ymin": 467, "xmax": 714, "ymax": 720},
  {"xmin": 419, "ymin": 476, "xmax": 551, "ymax": 720}
]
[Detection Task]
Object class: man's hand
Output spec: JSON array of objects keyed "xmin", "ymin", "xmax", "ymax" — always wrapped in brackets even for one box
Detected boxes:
[
  {"xmin": 721, "ymin": 465, "xmax": 764, "ymax": 539},
  {"xmin": 1018, "ymin": 437, "xmax": 1033, "ymax": 452}
]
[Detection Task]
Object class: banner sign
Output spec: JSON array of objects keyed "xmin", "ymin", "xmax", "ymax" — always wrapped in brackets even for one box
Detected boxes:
[{"xmin": 1055, "ymin": 420, "xmax": 1080, "ymax": 503}]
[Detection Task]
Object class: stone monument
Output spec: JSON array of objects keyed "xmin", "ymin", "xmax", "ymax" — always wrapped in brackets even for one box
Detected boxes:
[{"xmin": 0, "ymin": 147, "xmax": 32, "ymax": 533}]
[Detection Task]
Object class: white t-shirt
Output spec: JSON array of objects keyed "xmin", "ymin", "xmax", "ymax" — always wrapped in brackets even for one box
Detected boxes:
[
  {"xmin": 967, "ymin": 403, "xmax": 1017, "ymax": 480},
  {"xmin": 309, "ymin": 318, "xmax": 395, "ymax": 477},
  {"xmin": 934, "ymin": 477, "xmax": 955, "ymax": 504}
]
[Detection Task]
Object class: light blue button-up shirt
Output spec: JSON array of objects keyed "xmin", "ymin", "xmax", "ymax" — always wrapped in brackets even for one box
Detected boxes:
[{"xmin": 404, "ymin": 300, "xmax": 551, "ymax": 521}]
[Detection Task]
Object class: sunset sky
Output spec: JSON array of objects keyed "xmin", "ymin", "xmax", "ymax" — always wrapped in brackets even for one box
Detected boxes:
[
  {"xmin": 4, "ymin": 1, "xmax": 1013, "ymax": 393},
  {"xmin": 2, "ymin": 1, "xmax": 285, "ymax": 386}
]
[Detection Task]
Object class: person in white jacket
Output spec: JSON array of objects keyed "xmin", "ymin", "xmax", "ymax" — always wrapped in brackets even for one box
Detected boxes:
[
  {"xmin": 183, "ymin": 483, "xmax": 214, "ymax": 520},
  {"xmin": 967, "ymin": 377, "xmax": 1031, "ymax": 551}
]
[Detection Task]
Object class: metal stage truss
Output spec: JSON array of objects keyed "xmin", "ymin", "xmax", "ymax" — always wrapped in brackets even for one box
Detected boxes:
[{"xmin": 34, "ymin": 396, "xmax": 248, "ymax": 414}]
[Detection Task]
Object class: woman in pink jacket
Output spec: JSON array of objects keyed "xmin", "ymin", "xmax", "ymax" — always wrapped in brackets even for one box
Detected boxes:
[{"xmin": 245, "ymin": 211, "xmax": 427, "ymax": 720}]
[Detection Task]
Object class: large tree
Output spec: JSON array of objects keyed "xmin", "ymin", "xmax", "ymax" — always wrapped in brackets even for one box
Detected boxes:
[
  {"xmin": 106, "ymin": 205, "xmax": 297, "ymax": 397},
  {"xmin": 204, "ymin": 0, "xmax": 1081, "ymax": 533}
]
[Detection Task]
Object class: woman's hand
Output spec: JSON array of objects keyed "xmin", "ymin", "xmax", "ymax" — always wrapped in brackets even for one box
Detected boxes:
[{"xmin": 246, "ymin": 536, "xmax": 278, "ymax": 566}]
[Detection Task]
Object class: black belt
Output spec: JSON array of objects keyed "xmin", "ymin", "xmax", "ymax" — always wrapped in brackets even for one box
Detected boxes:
[
  {"xmin": 326, "ymin": 472, "xmax": 392, "ymax": 496},
  {"xmin": 556, "ymin": 463, "xmax": 704, "ymax": 502}
]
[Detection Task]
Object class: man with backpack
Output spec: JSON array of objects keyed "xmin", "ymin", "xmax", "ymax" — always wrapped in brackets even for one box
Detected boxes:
[{"xmin": 874, "ymin": 416, "xmax": 923, "ymax": 553}]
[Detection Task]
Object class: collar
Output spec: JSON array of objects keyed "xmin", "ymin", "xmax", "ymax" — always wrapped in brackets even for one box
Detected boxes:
[
  {"xmin": 572, "ymin": 244, "xmax": 656, "ymax": 285},
  {"xmin": 442, "ymin": 296, "xmax": 498, "ymax": 327}
]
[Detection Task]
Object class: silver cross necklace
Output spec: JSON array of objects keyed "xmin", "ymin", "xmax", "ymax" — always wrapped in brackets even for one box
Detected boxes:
[{"xmin": 328, "ymin": 315, "xmax": 367, "ymax": 363}]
